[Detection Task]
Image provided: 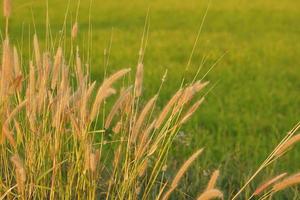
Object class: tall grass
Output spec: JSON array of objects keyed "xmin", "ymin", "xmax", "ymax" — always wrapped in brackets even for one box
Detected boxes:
[
  {"xmin": 0, "ymin": 1, "xmax": 300, "ymax": 199},
  {"xmin": 0, "ymin": 1, "xmax": 212, "ymax": 199}
]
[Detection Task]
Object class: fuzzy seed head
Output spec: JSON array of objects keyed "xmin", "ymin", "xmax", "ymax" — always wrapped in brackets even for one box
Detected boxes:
[
  {"xmin": 72, "ymin": 22, "xmax": 78, "ymax": 40},
  {"xmin": 3, "ymin": 0, "xmax": 11, "ymax": 18},
  {"xmin": 197, "ymin": 189, "xmax": 223, "ymax": 200},
  {"xmin": 134, "ymin": 62, "xmax": 143, "ymax": 97}
]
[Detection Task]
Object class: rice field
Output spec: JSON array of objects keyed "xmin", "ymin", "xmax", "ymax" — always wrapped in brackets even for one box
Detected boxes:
[{"xmin": 1, "ymin": 0, "xmax": 300, "ymax": 199}]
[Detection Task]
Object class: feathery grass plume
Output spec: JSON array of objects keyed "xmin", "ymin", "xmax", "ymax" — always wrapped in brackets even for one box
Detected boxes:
[
  {"xmin": 193, "ymin": 81, "xmax": 210, "ymax": 92},
  {"xmin": 51, "ymin": 47, "xmax": 63, "ymax": 89},
  {"xmin": 101, "ymin": 68, "xmax": 131, "ymax": 89},
  {"xmin": 52, "ymin": 88, "xmax": 71, "ymax": 128},
  {"xmin": 131, "ymin": 95, "xmax": 157, "ymax": 143},
  {"xmin": 42, "ymin": 52, "xmax": 50, "ymax": 73},
  {"xmin": 85, "ymin": 144, "xmax": 92, "ymax": 171},
  {"xmin": 70, "ymin": 76, "xmax": 88, "ymax": 104},
  {"xmin": 69, "ymin": 114, "xmax": 80, "ymax": 136},
  {"xmin": 3, "ymin": 0, "xmax": 11, "ymax": 18},
  {"xmin": 13, "ymin": 46, "xmax": 21, "ymax": 76},
  {"xmin": 134, "ymin": 62, "xmax": 143, "ymax": 97},
  {"xmin": 206, "ymin": 170, "xmax": 220, "ymax": 190},
  {"xmin": 90, "ymin": 87, "xmax": 116, "ymax": 122},
  {"xmin": 60, "ymin": 63, "xmax": 70, "ymax": 92},
  {"xmin": 113, "ymin": 121, "xmax": 122, "ymax": 133},
  {"xmin": 275, "ymin": 134, "xmax": 300, "ymax": 156},
  {"xmin": 272, "ymin": 173, "xmax": 300, "ymax": 193},
  {"xmin": 174, "ymin": 81, "xmax": 208, "ymax": 114},
  {"xmin": 11, "ymin": 154, "xmax": 26, "ymax": 195},
  {"xmin": 72, "ymin": 22, "xmax": 78, "ymax": 40},
  {"xmin": 90, "ymin": 150, "xmax": 100, "ymax": 172},
  {"xmin": 180, "ymin": 97, "xmax": 205, "ymax": 124},
  {"xmin": 176, "ymin": 85, "xmax": 193, "ymax": 107},
  {"xmin": 5, "ymin": 99, "xmax": 27, "ymax": 125},
  {"xmin": 33, "ymin": 34, "xmax": 41, "ymax": 69},
  {"xmin": 27, "ymin": 60, "xmax": 37, "ymax": 131},
  {"xmin": 76, "ymin": 46, "xmax": 84, "ymax": 83},
  {"xmin": 113, "ymin": 144, "xmax": 122, "ymax": 168},
  {"xmin": 11, "ymin": 45, "xmax": 23, "ymax": 95},
  {"xmin": 1, "ymin": 37, "xmax": 13, "ymax": 96},
  {"xmin": 171, "ymin": 148, "xmax": 204, "ymax": 188},
  {"xmin": 10, "ymin": 75, "xmax": 23, "ymax": 93},
  {"xmin": 252, "ymin": 173, "xmax": 287, "ymax": 196},
  {"xmin": 37, "ymin": 53, "xmax": 50, "ymax": 111},
  {"xmin": 143, "ymin": 119, "xmax": 156, "ymax": 139},
  {"xmin": 90, "ymin": 68, "xmax": 130, "ymax": 121},
  {"xmin": 161, "ymin": 148, "xmax": 204, "ymax": 200},
  {"xmin": 80, "ymin": 81, "xmax": 96, "ymax": 121},
  {"xmin": 155, "ymin": 89, "xmax": 183, "ymax": 129},
  {"xmin": 138, "ymin": 159, "xmax": 148, "ymax": 177},
  {"xmin": 2, "ymin": 124, "xmax": 16, "ymax": 147},
  {"xmin": 76, "ymin": 78, "xmax": 88, "ymax": 106},
  {"xmin": 124, "ymin": 93, "xmax": 133, "ymax": 114},
  {"xmin": 28, "ymin": 61, "xmax": 36, "ymax": 106},
  {"xmin": 196, "ymin": 189, "xmax": 223, "ymax": 200},
  {"xmin": 105, "ymin": 86, "xmax": 132, "ymax": 129},
  {"xmin": 135, "ymin": 119, "xmax": 156, "ymax": 159}
]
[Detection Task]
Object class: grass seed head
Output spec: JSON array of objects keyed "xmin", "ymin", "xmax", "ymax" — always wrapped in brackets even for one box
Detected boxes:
[
  {"xmin": 33, "ymin": 34, "xmax": 41, "ymax": 68},
  {"xmin": 11, "ymin": 154, "xmax": 26, "ymax": 194},
  {"xmin": 131, "ymin": 95, "xmax": 157, "ymax": 143},
  {"xmin": 3, "ymin": 0, "xmax": 11, "ymax": 18},
  {"xmin": 180, "ymin": 97, "xmax": 205, "ymax": 125},
  {"xmin": 275, "ymin": 134, "xmax": 300, "ymax": 156},
  {"xmin": 134, "ymin": 62, "xmax": 143, "ymax": 97},
  {"xmin": 273, "ymin": 173, "xmax": 300, "ymax": 193},
  {"xmin": 155, "ymin": 89, "xmax": 183, "ymax": 129},
  {"xmin": 13, "ymin": 46, "xmax": 21, "ymax": 76},
  {"xmin": 105, "ymin": 86, "xmax": 132, "ymax": 129},
  {"xmin": 206, "ymin": 170, "xmax": 220, "ymax": 190},
  {"xmin": 197, "ymin": 189, "xmax": 223, "ymax": 200},
  {"xmin": 72, "ymin": 22, "xmax": 78, "ymax": 40},
  {"xmin": 253, "ymin": 173, "xmax": 287, "ymax": 196}
]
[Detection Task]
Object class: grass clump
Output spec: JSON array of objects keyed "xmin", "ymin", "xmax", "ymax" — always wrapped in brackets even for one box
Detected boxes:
[{"xmin": 0, "ymin": 1, "xmax": 211, "ymax": 199}]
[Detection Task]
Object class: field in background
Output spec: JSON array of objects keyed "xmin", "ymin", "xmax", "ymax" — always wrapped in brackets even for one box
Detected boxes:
[{"xmin": 6, "ymin": 0, "xmax": 300, "ymax": 197}]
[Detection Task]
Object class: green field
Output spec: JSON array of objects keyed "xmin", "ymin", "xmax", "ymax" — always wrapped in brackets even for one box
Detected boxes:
[{"xmin": 7, "ymin": 0, "xmax": 300, "ymax": 198}]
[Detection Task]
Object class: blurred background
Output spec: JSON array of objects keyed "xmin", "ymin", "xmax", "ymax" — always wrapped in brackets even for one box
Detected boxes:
[{"xmin": 5, "ymin": 0, "xmax": 300, "ymax": 198}]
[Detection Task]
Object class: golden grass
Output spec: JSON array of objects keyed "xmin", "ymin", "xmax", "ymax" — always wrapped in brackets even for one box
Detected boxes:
[
  {"xmin": 197, "ymin": 189, "xmax": 223, "ymax": 200},
  {"xmin": 71, "ymin": 22, "xmax": 78, "ymax": 40},
  {"xmin": 206, "ymin": 170, "xmax": 220, "ymax": 191},
  {"xmin": 3, "ymin": 0, "xmax": 11, "ymax": 18},
  {"xmin": 275, "ymin": 134, "xmax": 300, "ymax": 156},
  {"xmin": 134, "ymin": 62, "xmax": 143, "ymax": 97},
  {"xmin": 0, "ymin": 3, "xmax": 211, "ymax": 198},
  {"xmin": 252, "ymin": 173, "xmax": 287, "ymax": 196},
  {"xmin": 272, "ymin": 173, "xmax": 300, "ymax": 193}
]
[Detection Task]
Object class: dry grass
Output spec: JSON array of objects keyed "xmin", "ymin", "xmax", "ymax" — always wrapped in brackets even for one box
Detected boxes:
[{"xmin": 0, "ymin": 2, "xmax": 210, "ymax": 199}]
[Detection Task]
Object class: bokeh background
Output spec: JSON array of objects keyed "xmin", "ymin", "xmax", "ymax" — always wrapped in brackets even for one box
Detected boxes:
[{"xmin": 5, "ymin": 0, "xmax": 300, "ymax": 198}]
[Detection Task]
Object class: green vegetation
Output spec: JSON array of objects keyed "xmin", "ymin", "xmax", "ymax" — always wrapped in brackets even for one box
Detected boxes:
[{"xmin": 2, "ymin": 0, "xmax": 300, "ymax": 199}]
